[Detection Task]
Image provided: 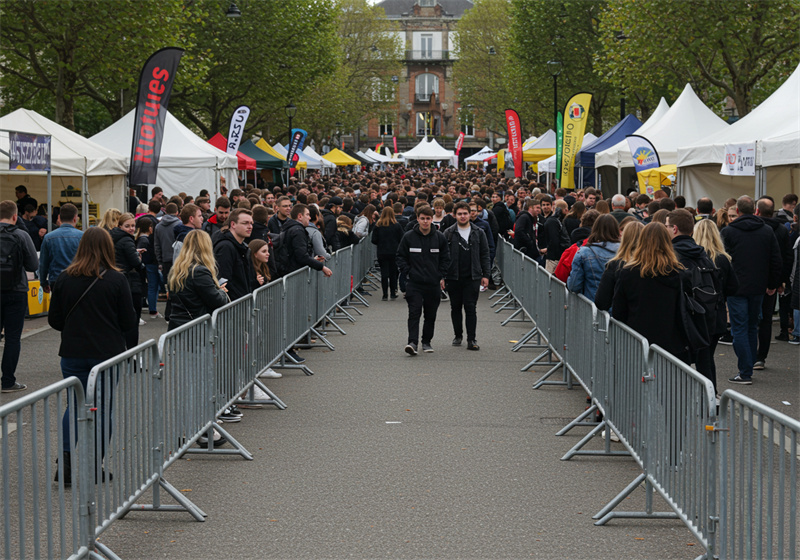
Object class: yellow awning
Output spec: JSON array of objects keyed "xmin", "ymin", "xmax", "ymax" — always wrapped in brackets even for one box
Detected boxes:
[
  {"xmin": 638, "ymin": 164, "xmax": 677, "ymax": 195},
  {"xmin": 323, "ymin": 148, "xmax": 361, "ymax": 166},
  {"xmin": 254, "ymin": 138, "xmax": 307, "ymax": 170},
  {"xmin": 522, "ymin": 148, "xmax": 555, "ymax": 163}
]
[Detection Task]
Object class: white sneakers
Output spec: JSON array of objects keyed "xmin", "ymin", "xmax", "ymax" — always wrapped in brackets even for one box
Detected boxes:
[{"xmin": 259, "ymin": 368, "xmax": 282, "ymax": 379}]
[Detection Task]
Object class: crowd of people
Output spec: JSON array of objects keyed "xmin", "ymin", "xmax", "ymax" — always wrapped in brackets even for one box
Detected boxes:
[{"xmin": 1, "ymin": 169, "xmax": 798, "ymax": 412}]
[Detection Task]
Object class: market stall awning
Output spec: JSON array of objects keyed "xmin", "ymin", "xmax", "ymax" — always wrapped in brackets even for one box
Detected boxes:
[
  {"xmin": 239, "ymin": 139, "xmax": 287, "ymax": 169},
  {"xmin": 323, "ymin": 148, "xmax": 361, "ymax": 166},
  {"xmin": 208, "ymin": 133, "xmax": 256, "ymax": 170}
]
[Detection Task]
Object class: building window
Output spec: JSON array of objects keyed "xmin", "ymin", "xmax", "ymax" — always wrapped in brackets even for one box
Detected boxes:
[
  {"xmin": 420, "ymin": 34, "xmax": 433, "ymax": 58},
  {"xmin": 416, "ymin": 112, "xmax": 440, "ymax": 137},
  {"xmin": 415, "ymin": 73, "xmax": 438, "ymax": 102},
  {"xmin": 460, "ymin": 111, "xmax": 475, "ymax": 137},
  {"xmin": 419, "ymin": 0, "xmax": 435, "ymax": 6},
  {"xmin": 372, "ymin": 78, "xmax": 395, "ymax": 102},
  {"xmin": 379, "ymin": 119, "xmax": 394, "ymax": 136}
]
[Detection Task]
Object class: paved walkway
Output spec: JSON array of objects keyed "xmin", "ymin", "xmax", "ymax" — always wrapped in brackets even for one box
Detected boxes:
[{"xmin": 3, "ymin": 289, "xmax": 798, "ymax": 559}]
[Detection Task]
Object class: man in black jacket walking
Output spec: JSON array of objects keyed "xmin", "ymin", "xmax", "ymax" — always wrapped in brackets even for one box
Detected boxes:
[
  {"xmin": 444, "ymin": 202, "xmax": 490, "ymax": 350},
  {"xmin": 213, "ymin": 208, "xmax": 255, "ymax": 302},
  {"xmin": 721, "ymin": 196, "xmax": 782, "ymax": 385},
  {"xmin": 396, "ymin": 205, "xmax": 451, "ymax": 355}
]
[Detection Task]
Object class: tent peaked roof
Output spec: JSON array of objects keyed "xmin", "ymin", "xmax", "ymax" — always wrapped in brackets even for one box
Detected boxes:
[
  {"xmin": 208, "ymin": 133, "xmax": 256, "ymax": 170},
  {"xmin": 595, "ymin": 87, "xmax": 727, "ymax": 168},
  {"xmin": 304, "ymin": 146, "xmax": 336, "ymax": 168},
  {"xmin": 365, "ymin": 148, "xmax": 390, "ymax": 162},
  {"xmin": 402, "ymin": 138, "xmax": 455, "ymax": 160},
  {"xmin": 254, "ymin": 138, "xmax": 287, "ymax": 162},
  {"xmin": 523, "ymin": 129, "xmax": 556, "ymax": 150},
  {"xmin": 577, "ymin": 114, "xmax": 643, "ymax": 168},
  {"xmin": 323, "ymin": 148, "xmax": 361, "ymax": 166},
  {"xmin": 678, "ymin": 62, "xmax": 800, "ymax": 167},
  {"xmin": 239, "ymin": 140, "xmax": 286, "ymax": 169},
  {"xmin": 2, "ymin": 108, "xmax": 127, "ymax": 176},
  {"xmin": 464, "ymin": 146, "xmax": 495, "ymax": 162}
]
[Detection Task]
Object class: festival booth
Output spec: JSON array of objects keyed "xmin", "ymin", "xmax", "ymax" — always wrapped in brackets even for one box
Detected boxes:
[
  {"xmin": 237, "ymin": 139, "xmax": 287, "ymax": 185},
  {"xmin": 343, "ymin": 148, "xmax": 371, "ymax": 166},
  {"xmin": 207, "ymin": 133, "xmax": 255, "ymax": 171},
  {"xmin": 595, "ymin": 85, "xmax": 727, "ymax": 195},
  {"xmin": 677, "ymin": 63, "xmax": 800, "ymax": 203},
  {"xmin": 1, "ymin": 108, "xmax": 128, "ymax": 228},
  {"xmin": 304, "ymin": 146, "xmax": 337, "ymax": 172},
  {"xmin": 268, "ymin": 143, "xmax": 308, "ymax": 170},
  {"xmin": 521, "ymin": 129, "xmax": 556, "ymax": 170},
  {"xmin": 91, "ymin": 110, "xmax": 239, "ymax": 201},
  {"xmin": 639, "ymin": 164, "xmax": 678, "ymax": 193},
  {"xmin": 365, "ymin": 148, "xmax": 390, "ymax": 163},
  {"xmin": 538, "ymin": 132, "xmax": 598, "ymax": 185},
  {"xmin": 357, "ymin": 151, "xmax": 380, "ymax": 166},
  {"xmin": 463, "ymin": 146, "xmax": 496, "ymax": 168},
  {"xmin": 323, "ymin": 148, "xmax": 361, "ymax": 167},
  {"xmin": 402, "ymin": 138, "xmax": 457, "ymax": 167},
  {"xmin": 575, "ymin": 114, "xmax": 644, "ymax": 189}
]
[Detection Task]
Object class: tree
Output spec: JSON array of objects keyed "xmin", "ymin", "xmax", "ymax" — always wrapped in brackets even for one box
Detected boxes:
[
  {"xmin": 0, "ymin": 0, "xmax": 191, "ymax": 133},
  {"xmin": 596, "ymin": 0, "xmax": 800, "ymax": 117},
  {"xmin": 452, "ymin": 0, "xmax": 539, "ymax": 138}
]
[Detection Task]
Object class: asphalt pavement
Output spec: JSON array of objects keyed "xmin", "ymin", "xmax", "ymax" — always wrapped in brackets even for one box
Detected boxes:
[{"xmin": 2, "ymin": 290, "xmax": 798, "ymax": 559}]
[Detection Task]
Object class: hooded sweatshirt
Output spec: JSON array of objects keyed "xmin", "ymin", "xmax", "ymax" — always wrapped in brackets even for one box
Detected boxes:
[
  {"xmin": 721, "ymin": 214, "xmax": 782, "ymax": 296},
  {"xmin": 154, "ymin": 213, "xmax": 181, "ymax": 264}
]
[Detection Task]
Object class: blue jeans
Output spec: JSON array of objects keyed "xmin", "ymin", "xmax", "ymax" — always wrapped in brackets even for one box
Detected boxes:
[
  {"xmin": 727, "ymin": 295, "xmax": 763, "ymax": 379},
  {"xmin": 61, "ymin": 357, "xmax": 104, "ymax": 453},
  {"xmin": 792, "ymin": 309, "xmax": 800, "ymax": 338},
  {"xmin": 1, "ymin": 291, "xmax": 27, "ymax": 389},
  {"xmin": 145, "ymin": 263, "xmax": 163, "ymax": 314}
]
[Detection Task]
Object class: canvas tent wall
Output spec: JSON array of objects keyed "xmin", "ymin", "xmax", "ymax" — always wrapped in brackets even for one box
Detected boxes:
[
  {"xmin": 1, "ymin": 108, "xmax": 127, "ymax": 227},
  {"xmin": 677, "ymin": 63, "xmax": 800, "ymax": 203},
  {"xmin": 304, "ymin": 146, "xmax": 336, "ymax": 171},
  {"xmin": 522, "ymin": 129, "xmax": 556, "ymax": 171},
  {"xmin": 91, "ymin": 109, "xmax": 238, "ymax": 201}
]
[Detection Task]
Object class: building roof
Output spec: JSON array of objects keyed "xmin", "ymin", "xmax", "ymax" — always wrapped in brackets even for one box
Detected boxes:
[{"xmin": 376, "ymin": 0, "xmax": 473, "ymax": 18}]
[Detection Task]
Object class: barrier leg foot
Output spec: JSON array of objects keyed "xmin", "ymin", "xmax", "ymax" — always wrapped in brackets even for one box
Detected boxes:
[
  {"xmin": 559, "ymin": 421, "xmax": 629, "ymax": 461},
  {"xmin": 213, "ymin": 425, "xmax": 253, "ymax": 460},
  {"xmin": 309, "ymin": 327, "xmax": 335, "ymax": 350},
  {"xmin": 93, "ymin": 541, "xmax": 122, "ymax": 560},
  {"xmin": 593, "ymin": 473, "xmax": 649, "ymax": 523},
  {"xmin": 252, "ymin": 379, "xmax": 287, "ymax": 410},
  {"xmin": 489, "ymin": 286, "xmax": 509, "ymax": 300},
  {"xmin": 350, "ymin": 290, "xmax": 370, "ymax": 307},
  {"xmin": 155, "ymin": 477, "xmax": 208, "ymax": 520},
  {"xmin": 273, "ymin": 352, "xmax": 314, "ymax": 375},
  {"xmin": 532, "ymin": 362, "xmax": 568, "ymax": 389},
  {"xmin": 332, "ymin": 304, "xmax": 357, "ymax": 322},
  {"xmin": 338, "ymin": 302, "xmax": 363, "ymax": 317},
  {"xmin": 494, "ymin": 298, "xmax": 518, "ymax": 314},
  {"xmin": 491, "ymin": 292, "xmax": 513, "ymax": 308},
  {"xmin": 500, "ymin": 307, "xmax": 524, "ymax": 326},
  {"xmin": 521, "ymin": 349, "xmax": 558, "ymax": 371},
  {"xmin": 556, "ymin": 404, "xmax": 598, "ymax": 436},
  {"xmin": 511, "ymin": 326, "xmax": 538, "ymax": 350},
  {"xmin": 324, "ymin": 315, "xmax": 348, "ymax": 334}
]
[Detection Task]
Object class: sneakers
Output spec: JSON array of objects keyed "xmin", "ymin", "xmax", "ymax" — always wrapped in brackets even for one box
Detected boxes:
[
  {"xmin": 753, "ymin": 361, "xmax": 765, "ymax": 370},
  {"xmin": 287, "ymin": 350, "xmax": 305, "ymax": 363},
  {"xmin": 452, "ymin": 336, "xmax": 462, "ymax": 346},
  {"xmin": 775, "ymin": 331, "xmax": 790, "ymax": 341},
  {"xmin": 381, "ymin": 295, "xmax": 388, "ymax": 301},
  {"xmin": 1, "ymin": 382, "xmax": 27, "ymax": 393},
  {"xmin": 390, "ymin": 293, "xmax": 398, "ymax": 300},
  {"xmin": 728, "ymin": 375, "xmax": 752, "ymax": 385},
  {"xmin": 600, "ymin": 430, "xmax": 621, "ymax": 442},
  {"xmin": 422, "ymin": 343, "xmax": 434, "ymax": 353},
  {"xmin": 479, "ymin": 285, "xmax": 487, "ymax": 292},
  {"xmin": 259, "ymin": 367, "xmax": 282, "ymax": 379},
  {"xmin": 405, "ymin": 342, "xmax": 418, "ymax": 356},
  {"xmin": 149, "ymin": 312, "xmax": 164, "ymax": 320},
  {"xmin": 788, "ymin": 335, "xmax": 800, "ymax": 345},
  {"xmin": 718, "ymin": 332, "xmax": 733, "ymax": 345},
  {"xmin": 197, "ymin": 428, "xmax": 228, "ymax": 448},
  {"xmin": 218, "ymin": 407, "xmax": 242, "ymax": 423},
  {"xmin": 467, "ymin": 340, "xmax": 480, "ymax": 351},
  {"xmin": 139, "ymin": 318, "xmax": 146, "ymax": 326}
]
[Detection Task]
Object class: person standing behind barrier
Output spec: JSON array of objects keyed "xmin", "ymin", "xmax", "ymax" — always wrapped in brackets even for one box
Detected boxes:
[
  {"xmin": 443, "ymin": 202, "xmax": 490, "ymax": 351},
  {"xmin": 692, "ymin": 219, "xmax": 739, "ymax": 392},
  {"xmin": 48, "ymin": 228, "xmax": 137, "ymax": 482},
  {"xmin": 268, "ymin": 196, "xmax": 292, "ymax": 236},
  {"xmin": 111, "ymin": 213, "xmax": 145, "ymax": 346},
  {"xmin": 38, "ymin": 203, "xmax": 82, "ymax": 296},
  {"xmin": 203, "ymin": 196, "xmax": 231, "ymax": 243},
  {"xmin": 214, "ymin": 208, "xmax": 256, "ymax": 302},
  {"xmin": 396, "ymin": 205, "xmax": 451, "ymax": 355},
  {"xmin": 721, "ymin": 196, "xmax": 782, "ymax": 385},
  {"xmin": 513, "ymin": 199, "xmax": 541, "ymax": 264},
  {"xmin": 154, "ymin": 202, "xmax": 180, "ymax": 281},
  {"xmin": 372, "ymin": 206, "xmax": 404, "ymax": 301},
  {"xmin": 567, "ymin": 214, "xmax": 620, "ymax": 301},
  {"xmin": 306, "ymin": 205, "xmax": 331, "ymax": 263},
  {"xmin": 611, "ymin": 223, "xmax": 691, "ymax": 363},
  {"xmin": 594, "ymin": 221, "xmax": 644, "ymax": 311},
  {"xmin": 280, "ymin": 204, "xmax": 333, "ymax": 277},
  {"xmin": 353, "ymin": 204, "xmax": 376, "ymax": 239}
]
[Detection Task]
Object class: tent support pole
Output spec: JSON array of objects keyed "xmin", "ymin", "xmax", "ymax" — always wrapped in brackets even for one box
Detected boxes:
[
  {"xmin": 47, "ymin": 171, "xmax": 52, "ymax": 233},
  {"xmin": 82, "ymin": 174, "xmax": 89, "ymax": 231},
  {"xmin": 617, "ymin": 165, "xmax": 622, "ymax": 195}
]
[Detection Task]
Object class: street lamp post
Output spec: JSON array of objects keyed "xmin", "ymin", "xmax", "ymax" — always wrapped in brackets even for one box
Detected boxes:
[
  {"xmin": 285, "ymin": 102, "xmax": 297, "ymax": 184},
  {"xmin": 547, "ymin": 60, "xmax": 562, "ymax": 133},
  {"xmin": 615, "ymin": 31, "xmax": 629, "ymax": 121}
]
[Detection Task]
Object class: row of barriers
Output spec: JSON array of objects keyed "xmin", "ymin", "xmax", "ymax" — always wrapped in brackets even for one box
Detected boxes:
[
  {"xmin": 0, "ymin": 238, "xmax": 376, "ymax": 559},
  {"xmin": 494, "ymin": 238, "xmax": 799, "ymax": 560}
]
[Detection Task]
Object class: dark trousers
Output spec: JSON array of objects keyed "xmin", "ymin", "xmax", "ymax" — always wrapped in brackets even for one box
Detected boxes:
[
  {"xmin": 756, "ymin": 291, "xmax": 778, "ymax": 362},
  {"xmin": 124, "ymin": 291, "xmax": 142, "ymax": 350},
  {"xmin": 0, "ymin": 291, "xmax": 27, "ymax": 389},
  {"xmin": 61, "ymin": 357, "xmax": 104, "ymax": 452},
  {"xmin": 406, "ymin": 282, "xmax": 441, "ymax": 345},
  {"xmin": 693, "ymin": 334, "xmax": 719, "ymax": 393},
  {"xmin": 778, "ymin": 290, "xmax": 792, "ymax": 333},
  {"xmin": 378, "ymin": 256, "xmax": 398, "ymax": 297},
  {"xmin": 446, "ymin": 278, "xmax": 481, "ymax": 341}
]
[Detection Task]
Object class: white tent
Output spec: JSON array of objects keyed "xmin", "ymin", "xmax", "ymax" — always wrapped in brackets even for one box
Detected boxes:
[
  {"xmin": 402, "ymin": 138, "xmax": 454, "ymax": 159},
  {"xmin": 464, "ymin": 146, "xmax": 496, "ymax": 166},
  {"xmin": 0, "ymin": 108, "xmax": 128, "ymax": 226},
  {"xmin": 90, "ymin": 110, "xmax": 238, "ymax": 200},
  {"xmin": 357, "ymin": 150, "xmax": 380, "ymax": 164},
  {"xmin": 523, "ymin": 129, "xmax": 556, "ymax": 151},
  {"xmin": 365, "ymin": 148, "xmax": 390, "ymax": 163},
  {"xmin": 271, "ymin": 142, "xmax": 328, "ymax": 171},
  {"xmin": 303, "ymin": 146, "xmax": 336, "ymax": 171},
  {"xmin": 538, "ymin": 133, "xmax": 599, "ymax": 174},
  {"xmin": 522, "ymin": 135, "xmax": 538, "ymax": 150},
  {"xmin": 677, "ymin": 64, "xmax": 800, "ymax": 202}
]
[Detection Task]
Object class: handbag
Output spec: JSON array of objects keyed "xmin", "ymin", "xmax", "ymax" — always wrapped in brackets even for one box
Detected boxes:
[{"xmin": 679, "ymin": 283, "xmax": 709, "ymax": 353}]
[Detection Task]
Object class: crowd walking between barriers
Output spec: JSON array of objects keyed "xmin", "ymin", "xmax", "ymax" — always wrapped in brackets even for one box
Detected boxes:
[{"xmin": 1, "ymin": 165, "xmax": 799, "ymax": 559}]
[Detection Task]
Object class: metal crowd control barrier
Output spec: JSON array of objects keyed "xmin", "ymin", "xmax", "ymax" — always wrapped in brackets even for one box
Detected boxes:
[
  {"xmin": 717, "ymin": 390, "xmax": 800, "ymax": 560},
  {"xmin": 0, "ymin": 378, "xmax": 97, "ymax": 559}
]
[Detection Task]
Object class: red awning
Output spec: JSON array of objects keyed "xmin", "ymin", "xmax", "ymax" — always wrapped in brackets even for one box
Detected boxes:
[{"xmin": 208, "ymin": 132, "xmax": 256, "ymax": 170}]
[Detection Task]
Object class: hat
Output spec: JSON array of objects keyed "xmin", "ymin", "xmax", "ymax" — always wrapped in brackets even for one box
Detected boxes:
[{"xmin": 330, "ymin": 196, "xmax": 343, "ymax": 206}]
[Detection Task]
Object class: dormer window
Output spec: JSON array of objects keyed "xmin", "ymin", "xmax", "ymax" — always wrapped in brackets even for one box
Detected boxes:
[{"xmin": 419, "ymin": 0, "xmax": 435, "ymax": 6}]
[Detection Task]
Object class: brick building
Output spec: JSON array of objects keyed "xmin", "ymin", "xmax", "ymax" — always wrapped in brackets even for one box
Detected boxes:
[{"xmin": 369, "ymin": 0, "xmax": 489, "ymax": 156}]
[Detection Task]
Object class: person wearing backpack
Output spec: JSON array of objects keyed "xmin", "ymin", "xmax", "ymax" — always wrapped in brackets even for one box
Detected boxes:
[
  {"xmin": 278, "ymin": 203, "xmax": 332, "ymax": 278},
  {"xmin": 542, "ymin": 200, "xmax": 572, "ymax": 273},
  {"xmin": 667, "ymin": 209, "xmax": 724, "ymax": 390},
  {"xmin": 0, "ymin": 200, "xmax": 39, "ymax": 393}
]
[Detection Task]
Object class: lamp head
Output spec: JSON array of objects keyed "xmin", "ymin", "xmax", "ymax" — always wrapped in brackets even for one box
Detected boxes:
[
  {"xmin": 226, "ymin": 2, "xmax": 241, "ymax": 18},
  {"xmin": 285, "ymin": 102, "xmax": 297, "ymax": 119}
]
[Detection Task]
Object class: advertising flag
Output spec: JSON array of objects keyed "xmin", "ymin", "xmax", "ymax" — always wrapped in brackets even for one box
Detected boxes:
[
  {"xmin": 721, "ymin": 142, "xmax": 756, "ymax": 176},
  {"xmin": 626, "ymin": 135, "xmax": 661, "ymax": 194},
  {"xmin": 555, "ymin": 112, "xmax": 563, "ymax": 181},
  {"xmin": 559, "ymin": 92, "xmax": 592, "ymax": 190},
  {"xmin": 393, "ymin": 136, "xmax": 398, "ymax": 154},
  {"xmin": 8, "ymin": 132, "xmax": 51, "ymax": 171},
  {"xmin": 226, "ymin": 106, "xmax": 250, "ymax": 155},
  {"xmin": 455, "ymin": 131, "xmax": 465, "ymax": 155},
  {"xmin": 129, "ymin": 47, "xmax": 184, "ymax": 186},
  {"xmin": 286, "ymin": 128, "xmax": 308, "ymax": 171},
  {"xmin": 376, "ymin": 142, "xmax": 383, "ymax": 152},
  {"xmin": 504, "ymin": 109, "xmax": 523, "ymax": 178}
]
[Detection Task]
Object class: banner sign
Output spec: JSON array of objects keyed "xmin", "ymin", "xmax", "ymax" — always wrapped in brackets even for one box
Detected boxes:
[
  {"xmin": 8, "ymin": 132, "xmax": 51, "ymax": 171},
  {"xmin": 455, "ymin": 131, "xmax": 465, "ymax": 155},
  {"xmin": 626, "ymin": 134, "xmax": 660, "ymax": 174},
  {"xmin": 504, "ymin": 109, "xmax": 523, "ymax": 178},
  {"xmin": 559, "ymin": 92, "xmax": 592, "ymax": 190},
  {"xmin": 129, "ymin": 47, "xmax": 184, "ymax": 186},
  {"xmin": 555, "ymin": 112, "xmax": 563, "ymax": 181},
  {"xmin": 721, "ymin": 142, "xmax": 756, "ymax": 176},
  {"xmin": 286, "ymin": 128, "xmax": 307, "ymax": 170},
  {"xmin": 393, "ymin": 136, "xmax": 398, "ymax": 154},
  {"xmin": 226, "ymin": 105, "xmax": 250, "ymax": 155},
  {"xmin": 375, "ymin": 142, "xmax": 383, "ymax": 153}
]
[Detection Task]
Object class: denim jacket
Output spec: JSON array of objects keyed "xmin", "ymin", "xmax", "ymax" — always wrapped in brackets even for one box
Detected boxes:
[
  {"xmin": 38, "ymin": 224, "xmax": 83, "ymax": 288},
  {"xmin": 567, "ymin": 242, "xmax": 619, "ymax": 301}
]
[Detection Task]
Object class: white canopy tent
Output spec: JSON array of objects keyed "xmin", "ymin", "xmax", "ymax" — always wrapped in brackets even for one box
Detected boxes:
[
  {"xmin": 357, "ymin": 150, "xmax": 380, "ymax": 164},
  {"xmin": 402, "ymin": 138, "xmax": 457, "ymax": 167},
  {"xmin": 90, "ymin": 109, "xmax": 238, "ymax": 200},
  {"xmin": 677, "ymin": 63, "xmax": 800, "ymax": 203},
  {"xmin": 303, "ymin": 146, "xmax": 336, "ymax": 172},
  {"xmin": 365, "ymin": 148, "xmax": 390, "ymax": 163},
  {"xmin": 463, "ymin": 146, "xmax": 496, "ymax": 167},
  {"xmin": 0, "ymin": 108, "xmax": 128, "ymax": 227},
  {"xmin": 272, "ymin": 142, "xmax": 326, "ymax": 171}
]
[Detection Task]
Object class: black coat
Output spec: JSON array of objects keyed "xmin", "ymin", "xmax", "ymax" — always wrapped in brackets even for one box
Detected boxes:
[
  {"xmin": 720, "ymin": 214, "xmax": 782, "ymax": 296},
  {"xmin": 321, "ymin": 209, "xmax": 341, "ymax": 251},
  {"xmin": 513, "ymin": 211, "xmax": 539, "ymax": 259},
  {"xmin": 612, "ymin": 266, "xmax": 689, "ymax": 360},
  {"xmin": 761, "ymin": 215, "xmax": 793, "ymax": 284},
  {"xmin": 111, "ymin": 227, "xmax": 144, "ymax": 294},
  {"xmin": 213, "ymin": 231, "xmax": 255, "ymax": 302},
  {"xmin": 49, "ymin": 269, "xmax": 137, "ymax": 360},
  {"xmin": 570, "ymin": 226, "xmax": 591, "ymax": 245},
  {"xmin": 167, "ymin": 265, "xmax": 229, "ymax": 329},
  {"xmin": 282, "ymin": 218, "xmax": 323, "ymax": 275},
  {"xmin": 443, "ymin": 223, "xmax": 491, "ymax": 281},
  {"xmin": 396, "ymin": 224, "xmax": 451, "ymax": 287},
  {"xmin": 372, "ymin": 222, "xmax": 404, "ymax": 258},
  {"xmin": 492, "ymin": 202, "xmax": 513, "ymax": 239}
]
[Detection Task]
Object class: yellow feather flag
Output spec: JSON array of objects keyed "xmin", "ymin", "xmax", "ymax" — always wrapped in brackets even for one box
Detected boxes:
[{"xmin": 559, "ymin": 92, "xmax": 592, "ymax": 190}]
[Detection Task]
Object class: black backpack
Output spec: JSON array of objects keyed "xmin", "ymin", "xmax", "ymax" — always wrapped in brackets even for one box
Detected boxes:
[
  {"xmin": 0, "ymin": 225, "xmax": 24, "ymax": 292},
  {"xmin": 272, "ymin": 230, "xmax": 291, "ymax": 277},
  {"xmin": 682, "ymin": 255, "xmax": 722, "ymax": 335}
]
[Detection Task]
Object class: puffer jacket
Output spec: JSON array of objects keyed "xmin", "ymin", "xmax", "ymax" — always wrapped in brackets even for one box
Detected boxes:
[
  {"xmin": 111, "ymin": 227, "xmax": 144, "ymax": 294},
  {"xmin": 167, "ymin": 265, "xmax": 229, "ymax": 330},
  {"xmin": 567, "ymin": 242, "xmax": 619, "ymax": 301}
]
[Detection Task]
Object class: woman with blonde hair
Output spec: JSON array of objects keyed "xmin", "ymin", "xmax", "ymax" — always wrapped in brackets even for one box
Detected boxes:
[
  {"xmin": 611, "ymin": 222, "xmax": 690, "ymax": 361},
  {"xmin": 98, "ymin": 208, "xmax": 121, "ymax": 231},
  {"xmin": 166, "ymin": 230, "xmax": 228, "ymax": 331},
  {"xmin": 594, "ymin": 221, "xmax": 644, "ymax": 311}
]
